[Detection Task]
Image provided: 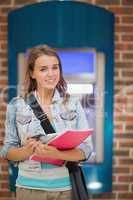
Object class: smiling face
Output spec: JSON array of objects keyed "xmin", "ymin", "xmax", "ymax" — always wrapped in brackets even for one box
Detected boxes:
[
  {"xmin": 24, "ymin": 45, "xmax": 67, "ymax": 97},
  {"xmin": 31, "ymin": 55, "xmax": 60, "ymax": 91}
]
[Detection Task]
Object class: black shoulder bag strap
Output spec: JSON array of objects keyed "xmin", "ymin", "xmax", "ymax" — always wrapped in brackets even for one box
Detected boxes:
[{"xmin": 26, "ymin": 93, "xmax": 88, "ymax": 200}]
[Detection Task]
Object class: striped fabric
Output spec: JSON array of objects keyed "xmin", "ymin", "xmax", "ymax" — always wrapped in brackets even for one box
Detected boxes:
[{"xmin": 16, "ymin": 163, "xmax": 71, "ymax": 191}]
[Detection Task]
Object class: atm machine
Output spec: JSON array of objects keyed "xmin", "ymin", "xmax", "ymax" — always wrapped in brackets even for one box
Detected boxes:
[{"xmin": 18, "ymin": 49, "xmax": 105, "ymax": 164}]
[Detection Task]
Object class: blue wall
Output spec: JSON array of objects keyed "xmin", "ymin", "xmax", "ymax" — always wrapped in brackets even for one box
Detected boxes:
[{"xmin": 8, "ymin": 1, "xmax": 114, "ymax": 194}]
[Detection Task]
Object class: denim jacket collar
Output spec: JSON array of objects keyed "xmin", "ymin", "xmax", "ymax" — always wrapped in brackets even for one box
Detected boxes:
[{"xmin": 52, "ymin": 89, "xmax": 61, "ymax": 104}]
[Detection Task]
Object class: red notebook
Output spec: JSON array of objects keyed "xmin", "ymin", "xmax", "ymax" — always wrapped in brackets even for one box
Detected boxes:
[{"xmin": 30, "ymin": 129, "xmax": 93, "ymax": 166}]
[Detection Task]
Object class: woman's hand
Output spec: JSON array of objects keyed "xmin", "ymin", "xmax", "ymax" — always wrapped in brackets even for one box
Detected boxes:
[
  {"xmin": 22, "ymin": 138, "xmax": 40, "ymax": 159},
  {"xmin": 34, "ymin": 143, "xmax": 85, "ymax": 161},
  {"xmin": 7, "ymin": 138, "xmax": 41, "ymax": 161},
  {"xmin": 34, "ymin": 144, "xmax": 60, "ymax": 159}
]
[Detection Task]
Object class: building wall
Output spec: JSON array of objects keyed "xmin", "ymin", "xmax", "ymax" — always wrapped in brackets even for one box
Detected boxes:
[{"xmin": 0, "ymin": 0, "xmax": 133, "ymax": 199}]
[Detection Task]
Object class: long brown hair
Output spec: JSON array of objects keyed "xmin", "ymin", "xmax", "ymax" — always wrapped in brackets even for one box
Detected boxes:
[{"xmin": 23, "ymin": 44, "xmax": 67, "ymax": 98}]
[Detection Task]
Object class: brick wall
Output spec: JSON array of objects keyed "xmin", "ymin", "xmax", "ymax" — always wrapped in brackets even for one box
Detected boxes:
[{"xmin": 0, "ymin": 0, "xmax": 133, "ymax": 199}]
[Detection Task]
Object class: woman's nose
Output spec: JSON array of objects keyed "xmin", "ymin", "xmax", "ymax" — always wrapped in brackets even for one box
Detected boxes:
[{"xmin": 47, "ymin": 69, "xmax": 53, "ymax": 76}]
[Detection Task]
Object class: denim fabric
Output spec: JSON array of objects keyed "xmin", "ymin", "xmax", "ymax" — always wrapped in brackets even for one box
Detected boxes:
[{"xmin": 0, "ymin": 90, "xmax": 93, "ymax": 160}]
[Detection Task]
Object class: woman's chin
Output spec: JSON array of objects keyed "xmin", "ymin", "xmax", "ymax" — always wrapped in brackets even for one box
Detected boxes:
[{"xmin": 43, "ymin": 85, "xmax": 56, "ymax": 90}]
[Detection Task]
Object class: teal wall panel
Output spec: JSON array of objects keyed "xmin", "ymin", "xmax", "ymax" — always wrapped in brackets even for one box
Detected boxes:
[{"xmin": 8, "ymin": 1, "xmax": 114, "ymax": 194}]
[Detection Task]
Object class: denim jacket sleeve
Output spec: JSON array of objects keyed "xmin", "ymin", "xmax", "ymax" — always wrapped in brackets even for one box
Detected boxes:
[
  {"xmin": 75, "ymin": 99, "xmax": 94, "ymax": 161},
  {"xmin": 0, "ymin": 99, "xmax": 20, "ymax": 158}
]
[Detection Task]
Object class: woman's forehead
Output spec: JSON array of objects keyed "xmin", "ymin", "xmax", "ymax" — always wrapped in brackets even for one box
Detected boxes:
[{"xmin": 35, "ymin": 55, "xmax": 59, "ymax": 67}]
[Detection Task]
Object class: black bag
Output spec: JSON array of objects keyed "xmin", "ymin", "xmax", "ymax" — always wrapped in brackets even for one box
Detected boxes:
[
  {"xmin": 27, "ymin": 93, "xmax": 89, "ymax": 200},
  {"xmin": 66, "ymin": 162, "xmax": 88, "ymax": 200}
]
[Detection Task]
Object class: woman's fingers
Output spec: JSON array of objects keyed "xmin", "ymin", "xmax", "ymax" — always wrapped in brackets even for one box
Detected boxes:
[{"xmin": 34, "ymin": 144, "xmax": 59, "ymax": 158}]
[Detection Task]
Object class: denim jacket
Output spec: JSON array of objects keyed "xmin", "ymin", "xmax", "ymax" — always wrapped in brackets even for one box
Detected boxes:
[{"xmin": 0, "ymin": 90, "xmax": 93, "ymax": 161}]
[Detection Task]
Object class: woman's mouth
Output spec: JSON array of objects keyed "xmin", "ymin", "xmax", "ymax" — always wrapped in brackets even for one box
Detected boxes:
[{"xmin": 46, "ymin": 79, "xmax": 56, "ymax": 83}]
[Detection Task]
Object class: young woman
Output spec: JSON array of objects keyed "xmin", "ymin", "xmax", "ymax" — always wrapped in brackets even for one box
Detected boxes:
[{"xmin": 1, "ymin": 45, "xmax": 93, "ymax": 200}]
